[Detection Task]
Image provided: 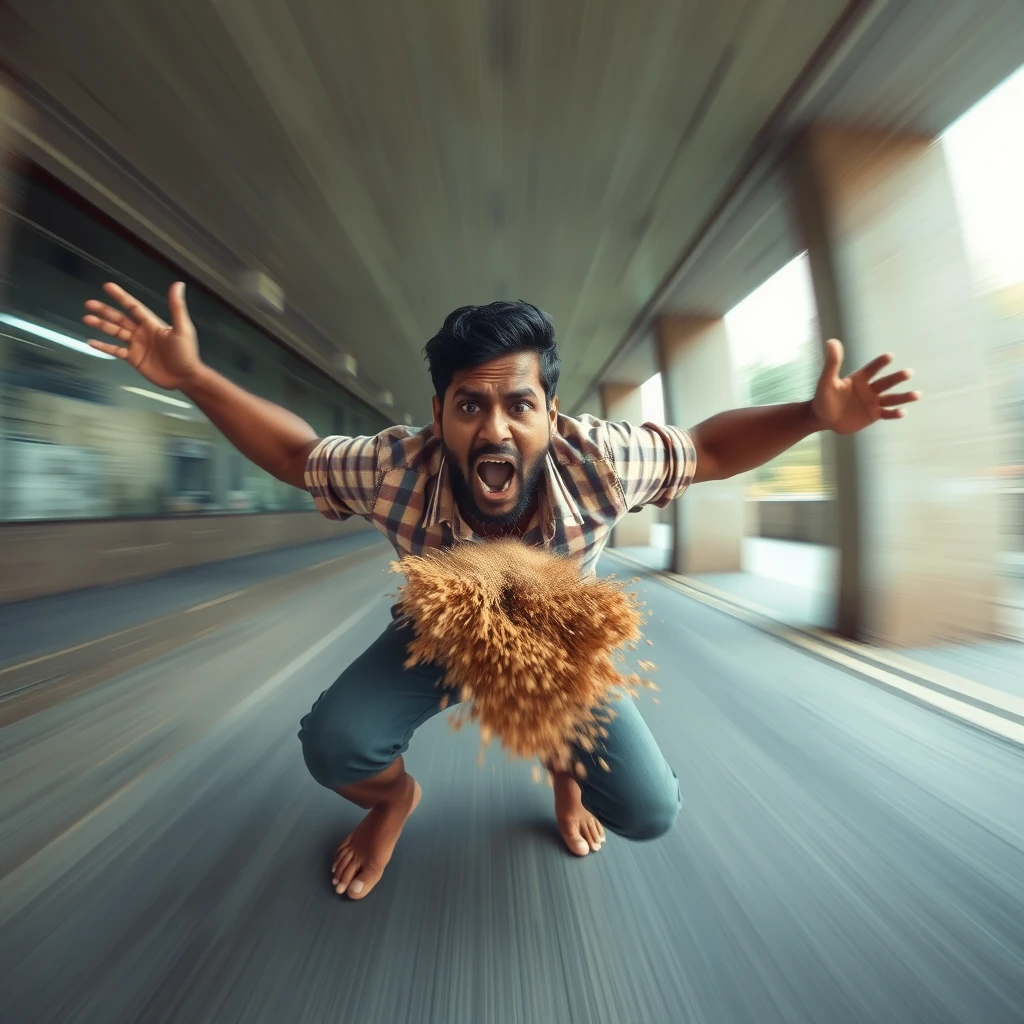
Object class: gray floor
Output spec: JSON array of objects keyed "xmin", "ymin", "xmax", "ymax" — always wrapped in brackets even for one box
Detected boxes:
[
  {"xmin": 1, "ymin": 545, "xmax": 1023, "ymax": 1023},
  {"xmin": 0, "ymin": 531, "xmax": 383, "ymax": 669},
  {"xmin": 906, "ymin": 640, "xmax": 1024, "ymax": 701},
  {"xmin": 618, "ymin": 535, "xmax": 837, "ymax": 628},
  {"xmin": 622, "ymin": 536, "xmax": 1024, "ymax": 687}
]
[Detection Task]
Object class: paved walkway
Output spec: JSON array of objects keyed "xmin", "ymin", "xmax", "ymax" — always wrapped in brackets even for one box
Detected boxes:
[
  {"xmin": 617, "ymin": 536, "xmax": 1024, "ymax": 700},
  {"xmin": 2, "ymin": 543, "xmax": 1023, "ymax": 1023}
]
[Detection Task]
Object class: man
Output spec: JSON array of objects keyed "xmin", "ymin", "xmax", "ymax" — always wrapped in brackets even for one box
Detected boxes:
[{"xmin": 84, "ymin": 281, "xmax": 919, "ymax": 900}]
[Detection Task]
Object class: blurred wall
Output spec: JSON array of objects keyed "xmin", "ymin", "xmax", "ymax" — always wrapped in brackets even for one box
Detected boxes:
[
  {"xmin": 0, "ymin": 512, "xmax": 373, "ymax": 604},
  {"xmin": 0, "ymin": 156, "xmax": 388, "ymax": 602},
  {"xmin": 750, "ymin": 496, "xmax": 834, "ymax": 547},
  {"xmin": 0, "ymin": 167, "xmax": 392, "ymax": 523},
  {"xmin": 0, "ymin": 150, "xmax": 391, "ymax": 598}
]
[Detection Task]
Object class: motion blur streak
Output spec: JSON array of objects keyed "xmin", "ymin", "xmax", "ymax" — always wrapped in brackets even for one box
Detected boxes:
[
  {"xmin": 1, "ymin": 2, "xmax": 1024, "ymax": 1022},
  {"xmin": 0, "ymin": 538, "xmax": 1022, "ymax": 1022}
]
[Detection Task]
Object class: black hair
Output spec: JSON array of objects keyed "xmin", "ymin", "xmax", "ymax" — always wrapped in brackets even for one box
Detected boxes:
[{"xmin": 423, "ymin": 300, "xmax": 561, "ymax": 406}]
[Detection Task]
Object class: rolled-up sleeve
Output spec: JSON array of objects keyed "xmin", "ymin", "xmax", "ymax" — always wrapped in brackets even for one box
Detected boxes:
[
  {"xmin": 304, "ymin": 434, "xmax": 381, "ymax": 520},
  {"xmin": 599, "ymin": 420, "xmax": 697, "ymax": 510}
]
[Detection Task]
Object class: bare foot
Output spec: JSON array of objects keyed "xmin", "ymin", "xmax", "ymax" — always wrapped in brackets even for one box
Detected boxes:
[
  {"xmin": 553, "ymin": 771, "xmax": 605, "ymax": 856},
  {"xmin": 331, "ymin": 776, "xmax": 422, "ymax": 899}
]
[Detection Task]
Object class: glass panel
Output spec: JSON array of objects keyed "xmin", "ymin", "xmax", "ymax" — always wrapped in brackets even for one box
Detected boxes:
[
  {"xmin": 0, "ymin": 169, "xmax": 389, "ymax": 521},
  {"xmin": 943, "ymin": 62, "xmax": 1024, "ymax": 634},
  {"xmin": 724, "ymin": 253, "xmax": 828, "ymax": 499}
]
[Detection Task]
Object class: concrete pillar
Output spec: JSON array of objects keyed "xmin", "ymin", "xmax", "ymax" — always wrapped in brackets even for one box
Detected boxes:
[
  {"xmin": 656, "ymin": 316, "xmax": 744, "ymax": 575},
  {"xmin": 789, "ymin": 125, "xmax": 1000, "ymax": 646},
  {"xmin": 599, "ymin": 382, "xmax": 657, "ymax": 548}
]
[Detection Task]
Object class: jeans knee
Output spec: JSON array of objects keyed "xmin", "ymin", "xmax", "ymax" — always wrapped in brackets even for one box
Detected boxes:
[
  {"xmin": 626, "ymin": 795, "xmax": 680, "ymax": 841},
  {"xmin": 298, "ymin": 702, "xmax": 377, "ymax": 791},
  {"xmin": 613, "ymin": 782, "xmax": 681, "ymax": 841}
]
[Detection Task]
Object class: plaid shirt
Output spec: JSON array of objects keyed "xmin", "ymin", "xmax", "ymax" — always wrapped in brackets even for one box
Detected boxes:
[{"xmin": 305, "ymin": 414, "xmax": 697, "ymax": 576}]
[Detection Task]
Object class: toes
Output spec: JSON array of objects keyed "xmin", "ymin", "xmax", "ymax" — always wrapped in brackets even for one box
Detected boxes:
[
  {"xmin": 332, "ymin": 849, "xmax": 354, "ymax": 884},
  {"xmin": 335, "ymin": 854, "xmax": 362, "ymax": 895},
  {"xmin": 561, "ymin": 823, "xmax": 590, "ymax": 857},
  {"xmin": 348, "ymin": 863, "xmax": 384, "ymax": 900},
  {"xmin": 332, "ymin": 839, "xmax": 353, "ymax": 873},
  {"xmin": 583, "ymin": 820, "xmax": 602, "ymax": 852},
  {"xmin": 333, "ymin": 839, "xmax": 358, "ymax": 872},
  {"xmin": 580, "ymin": 820, "xmax": 595, "ymax": 850}
]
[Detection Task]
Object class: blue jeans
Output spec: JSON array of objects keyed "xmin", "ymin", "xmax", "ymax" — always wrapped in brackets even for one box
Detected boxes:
[{"xmin": 298, "ymin": 618, "xmax": 681, "ymax": 841}]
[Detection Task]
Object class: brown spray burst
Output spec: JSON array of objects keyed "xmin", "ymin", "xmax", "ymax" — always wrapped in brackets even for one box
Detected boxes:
[{"xmin": 389, "ymin": 540, "xmax": 655, "ymax": 773}]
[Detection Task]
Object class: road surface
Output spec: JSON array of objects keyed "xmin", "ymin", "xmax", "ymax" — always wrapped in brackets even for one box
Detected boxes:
[{"xmin": 1, "ymin": 537, "xmax": 1022, "ymax": 1023}]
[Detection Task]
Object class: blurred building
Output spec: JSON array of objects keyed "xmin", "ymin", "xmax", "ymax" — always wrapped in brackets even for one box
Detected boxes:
[
  {"xmin": 0, "ymin": 168, "xmax": 390, "ymax": 524},
  {"xmin": 0, "ymin": 3, "xmax": 1022, "ymax": 644}
]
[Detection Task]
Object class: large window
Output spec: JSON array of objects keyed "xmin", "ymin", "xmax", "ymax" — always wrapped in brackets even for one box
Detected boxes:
[
  {"xmin": 724, "ymin": 253, "xmax": 827, "ymax": 498},
  {"xmin": 0, "ymin": 168, "xmax": 389, "ymax": 521},
  {"xmin": 943, "ymin": 63, "xmax": 1024, "ymax": 560}
]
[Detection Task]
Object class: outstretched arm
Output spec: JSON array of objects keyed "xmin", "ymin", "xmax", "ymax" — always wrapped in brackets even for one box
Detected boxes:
[
  {"xmin": 85, "ymin": 281, "xmax": 319, "ymax": 488},
  {"xmin": 687, "ymin": 339, "xmax": 920, "ymax": 483}
]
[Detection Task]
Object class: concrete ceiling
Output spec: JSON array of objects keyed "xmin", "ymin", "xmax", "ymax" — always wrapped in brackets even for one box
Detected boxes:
[
  {"xmin": 0, "ymin": 0, "xmax": 851, "ymax": 422},
  {"xmin": 1, "ymin": 1, "xmax": 1022, "ymax": 423},
  {"xmin": 594, "ymin": 0, "xmax": 1024, "ymax": 396}
]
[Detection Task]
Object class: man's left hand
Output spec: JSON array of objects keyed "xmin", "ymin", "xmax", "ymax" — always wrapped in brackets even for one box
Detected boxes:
[{"xmin": 811, "ymin": 339, "xmax": 921, "ymax": 435}]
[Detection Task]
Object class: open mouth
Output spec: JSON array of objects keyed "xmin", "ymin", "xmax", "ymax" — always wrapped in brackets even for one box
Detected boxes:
[{"xmin": 475, "ymin": 457, "xmax": 516, "ymax": 495}]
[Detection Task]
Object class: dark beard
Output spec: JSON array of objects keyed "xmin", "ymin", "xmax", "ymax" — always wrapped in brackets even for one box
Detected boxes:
[{"xmin": 444, "ymin": 440, "xmax": 551, "ymax": 529}]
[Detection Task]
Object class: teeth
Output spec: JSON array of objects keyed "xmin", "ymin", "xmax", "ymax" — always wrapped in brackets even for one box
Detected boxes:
[
  {"xmin": 477, "ymin": 457, "xmax": 514, "ymax": 495},
  {"xmin": 481, "ymin": 477, "xmax": 513, "ymax": 494}
]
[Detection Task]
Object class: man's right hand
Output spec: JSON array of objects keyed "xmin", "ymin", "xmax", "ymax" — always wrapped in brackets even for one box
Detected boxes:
[{"xmin": 84, "ymin": 281, "xmax": 201, "ymax": 392}]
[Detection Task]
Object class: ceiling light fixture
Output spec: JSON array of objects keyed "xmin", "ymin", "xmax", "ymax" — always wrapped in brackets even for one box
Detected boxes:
[{"xmin": 334, "ymin": 353, "xmax": 357, "ymax": 377}]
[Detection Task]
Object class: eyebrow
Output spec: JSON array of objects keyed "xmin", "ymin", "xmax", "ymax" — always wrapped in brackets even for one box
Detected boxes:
[{"xmin": 452, "ymin": 386, "xmax": 540, "ymax": 403}]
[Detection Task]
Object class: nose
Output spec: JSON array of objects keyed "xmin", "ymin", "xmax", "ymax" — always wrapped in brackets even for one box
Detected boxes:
[{"xmin": 478, "ymin": 407, "xmax": 512, "ymax": 446}]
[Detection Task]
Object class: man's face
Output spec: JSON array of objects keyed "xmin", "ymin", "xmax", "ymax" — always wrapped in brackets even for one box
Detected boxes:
[{"xmin": 432, "ymin": 351, "xmax": 558, "ymax": 529}]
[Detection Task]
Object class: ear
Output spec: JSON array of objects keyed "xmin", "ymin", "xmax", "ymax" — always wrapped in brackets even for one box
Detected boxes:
[
  {"xmin": 431, "ymin": 395, "xmax": 442, "ymax": 438},
  {"xmin": 548, "ymin": 395, "xmax": 559, "ymax": 429}
]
